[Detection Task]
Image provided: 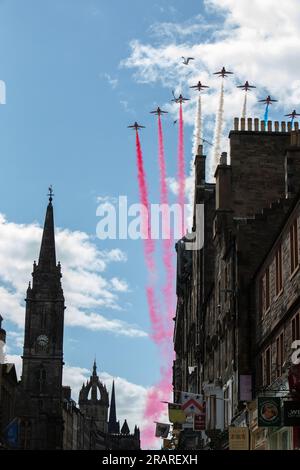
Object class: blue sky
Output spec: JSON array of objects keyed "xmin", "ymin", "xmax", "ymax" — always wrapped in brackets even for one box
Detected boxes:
[
  {"xmin": 1, "ymin": 0, "xmax": 300, "ymax": 435},
  {"xmin": 0, "ymin": 1, "xmax": 203, "ymax": 426}
]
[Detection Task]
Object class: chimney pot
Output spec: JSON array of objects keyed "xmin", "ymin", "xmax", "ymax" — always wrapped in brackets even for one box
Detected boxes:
[{"xmin": 220, "ymin": 152, "xmax": 227, "ymax": 165}]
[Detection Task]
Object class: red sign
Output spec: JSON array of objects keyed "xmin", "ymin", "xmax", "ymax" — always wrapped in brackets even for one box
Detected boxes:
[{"xmin": 193, "ymin": 403, "xmax": 206, "ymax": 431}]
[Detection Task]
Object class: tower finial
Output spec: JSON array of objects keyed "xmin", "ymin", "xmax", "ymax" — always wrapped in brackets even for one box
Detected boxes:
[
  {"xmin": 93, "ymin": 358, "xmax": 97, "ymax": 376},
  {"xmin": 48, "ymin": 185, "xmax": 54, "ymax": 203}
]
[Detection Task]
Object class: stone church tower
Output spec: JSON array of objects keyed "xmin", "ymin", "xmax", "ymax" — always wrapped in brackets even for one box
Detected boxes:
[
  {"xmin": 79, "ymin": 360, "xmax": 109, "ymax": 433},
  {"xmin": 18, "ymin": 192, "xmax": 65, "ymax": 449}
]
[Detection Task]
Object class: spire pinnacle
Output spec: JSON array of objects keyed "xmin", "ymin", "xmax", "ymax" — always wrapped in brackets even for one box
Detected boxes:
[
  {"xmin": 38, "ymin": 190, "xmax": 56, "ymax": 271},
  {"xmin": 93, "ymin": 358, "xmax": 97, "ymax": 376},
  {"xmin": 108, "ymin": 380, "xmax": 119, "ymax": 434},
  {"xmin": 48, "ymin": 185, "xmax": 54, "ymax": 203}
]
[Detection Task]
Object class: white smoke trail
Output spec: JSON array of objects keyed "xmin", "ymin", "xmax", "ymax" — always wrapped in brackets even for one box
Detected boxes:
[
  {"xmin": 213, "ymin": 79, "xmax": 224, "ymax": 173},
  {"xmin": 242, "ymin": 92, "xmax": 247, "ymax": 119},
  {"xmin": 186, "ymin": 94, "xmax": 203, "ymax": 229},
  {"xmin": 192, "ymin": 94, "xmax": 202, "ymax": 156}
]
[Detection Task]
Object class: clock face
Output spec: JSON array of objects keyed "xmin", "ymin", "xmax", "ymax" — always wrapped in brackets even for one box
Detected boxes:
[{"xmin": 37, "ymin": 334, "xmax": 49, "ymax": 348}]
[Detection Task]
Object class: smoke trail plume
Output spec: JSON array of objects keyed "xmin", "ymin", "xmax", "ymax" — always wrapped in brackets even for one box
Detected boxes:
[
  {"xmin": 242, "ymin": 92, "xmax": 247, "ymax": 119},
  {"xmin": 213, "ymin": 79, "xmax": 224, "ymax": 172},
  {"xmin": 158, "ymin": 116, "xmax": 175, "ymax": 328},
  {"xmin": 185, "ymin": 94, "xmax": 203, "ymax": 230},
  {"xmin": 135, "ymin": 131, "xmax": 164, "ymax": 343},
  {"xmin": 264, "ymin": 103, "xmax": 269, "ymax": 126},
  {"xmin": 177, "ymin": 102, "xmax": 185, "ymax": 236},
  {"xmin": 192, "ymin": 94, "xmax": 202, "ymax": 156},
  {"xmin": 142, "ymin": 366, "xmax": 173, "ymax": 449}
]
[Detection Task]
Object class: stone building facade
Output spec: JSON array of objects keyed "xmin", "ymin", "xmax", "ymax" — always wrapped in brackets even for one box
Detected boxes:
[
  {"xmin": 0, "ymin": 318, "xmax": 18, "ymax": 449},
  {"xmin": 173, "ymin": 118, "xmax": 300, "ymax": 449}
]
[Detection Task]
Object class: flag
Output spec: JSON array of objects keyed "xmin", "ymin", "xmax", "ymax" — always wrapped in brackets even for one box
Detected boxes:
[
  {"xmin": 168, "ymin": 403, "xmax": 186, "ymax": 423},
  {"xmin": 4, "ymin": 418, "xmax": 19, "ymax": 448},
  {"xmin": 181, "ymin": 391, "xmax": 204, "ymax": 415},
  {"xmin": 155, "ymin": 422, "xmax": 170, "ymax": 438}
]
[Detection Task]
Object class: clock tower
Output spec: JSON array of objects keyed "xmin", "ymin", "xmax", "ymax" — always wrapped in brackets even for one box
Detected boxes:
[{"xmin": 19, "ymin": 190, "xmax": 65, "ymax": 449}]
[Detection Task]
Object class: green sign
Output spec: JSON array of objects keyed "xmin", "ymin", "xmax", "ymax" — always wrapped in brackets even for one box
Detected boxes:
[{"xmin": 258, "ymin": 397, "xmax": 281, "ymax": 427}]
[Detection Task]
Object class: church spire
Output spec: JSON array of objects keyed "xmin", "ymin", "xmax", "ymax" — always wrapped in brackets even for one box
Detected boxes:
[
  {"xmin": 93, "ymin": 358, "xmax": 97, "ymax": 377},
  {"xmin": 108, "ymin": 380, "xmax": 119, "ymax": 434},
  {"xmin": 38, "ymin": 186, "xmax": 56, "ymax": 271}
]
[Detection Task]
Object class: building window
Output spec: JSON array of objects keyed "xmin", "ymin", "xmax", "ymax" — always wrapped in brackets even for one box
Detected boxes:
[
  {"xmin": 259, "ymin": 277, "xmax": 265, "ymax": 316},
  {"xmin": 260, "ymin": 267, "xmax": 270, "ymax": 315},
  {"xmin": 290, "ymin": 219, "xmax": 299, "ymax": 274},
  {"xmin": 276, "ymin": 332, "xmax": 284, "ymax": 378},
  {"xmin": 224, "ymin": 266, "xmax": 228, "ymax": 302},
  {"xmin": 36, "ymin": 365, "xmax": 46, "ymax": 393},
  {"xmin": 263, "ymin": 347, "xmax": 271, "ymax": 386},
  {"xmin": 224, "ymin": 387, "xmax": 229, "ymax": 428},
  {"xmin": 292, "ymin": 312, "xmax": 300, "ymax": 341},
  {"xmin": 218, "ymin": 280, "xmax": 221, "ymax": 306},
  {"xmin": 275, "ymin": 244, "xmax": 283, "ymax": 295},
  {"xmin": 209, "ymin": 395, "xmax": 216, "ymax": 430},
  {"xmin": 224, "ymin": 386, "xmax": 232, "ymax": 429},
  {"xmin": 265, "ymin": 267, "xmax": 270, "ymax": 311},
  {"xmin": 224, "ymin": 328, "xmax": 228, "ymax": 369}
]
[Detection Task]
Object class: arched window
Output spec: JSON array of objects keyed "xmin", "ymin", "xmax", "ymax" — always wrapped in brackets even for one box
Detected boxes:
[{"xmin": 36, "ymin": 364, "xmax": 46, "ymax": 392}]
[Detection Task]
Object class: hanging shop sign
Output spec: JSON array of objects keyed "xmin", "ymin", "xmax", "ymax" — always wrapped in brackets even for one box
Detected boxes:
[
  {"xmin": 258, "ymin": 397, "xmax": 281, "ymax": 427},
  {"xmin": 229, "ymin": 427, "xmax": 249, "ymax": 450},
  {"xmin": 283, "ymin": 401, "xmax": 300, "ymax": 426}
]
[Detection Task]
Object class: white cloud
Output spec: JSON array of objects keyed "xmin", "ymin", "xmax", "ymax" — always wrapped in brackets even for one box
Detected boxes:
[
  {"xmin": 66, "ymin": 306, "xmax": 146, "ymax": 337},
  {"xmin": 0, "ymin": 213, "xmax": 146, "ymax": 338},
  {"xmin": 121, "ymin": 0, "xmax": 300, "ymax": 180},
  {"xmin": 110, "ymin": 277, "xmax": 129, "ymax": 293},
  {"xmin": 149, "ymin": 14, "xmax": 216, "ymax": 41},
  {"xmin": 102, "ymin": 73, "xmax": 118, "ymax": 89},
  {"xmin": 119, "ymin": 100, "xmax": 135, "ymax": 114}
]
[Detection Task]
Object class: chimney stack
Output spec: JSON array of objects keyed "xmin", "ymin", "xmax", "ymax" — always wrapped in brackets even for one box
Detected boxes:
[
  {"xmin": 194, "ymin": 145, "xmax": 206, "ymax": 188},
  {"xmin": 285, "ymin": 131, "xmax": 300, "ymax": 198},
  {"xmin": 215, "ymin": 152, "xmax": 232, "ymax": 210}
]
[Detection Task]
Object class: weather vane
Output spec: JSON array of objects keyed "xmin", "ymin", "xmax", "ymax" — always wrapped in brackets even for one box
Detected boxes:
[{"xmin": 48, "ymin": 185, "xmax": 54, "ymax": 202}]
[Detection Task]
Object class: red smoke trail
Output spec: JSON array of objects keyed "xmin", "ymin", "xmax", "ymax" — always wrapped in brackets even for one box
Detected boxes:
[
  {"xmin": 142, "ymin": 360, "xmax": 173, "ymax": 449},
  {"xmin": 158, "ymin": 115, "xmax": 168, "ymax": 206},
  {"xmin": 178, "ymin": 102, "xmax": 185, "ymax": 236},
  {"xmin": 138, "ymin": 120, "xmax": 175, "ymax": 449},
  {"xmin": 135, "ymin": 131, "xmax": 164, "ymax": 343},
  {"xmin": 135, "ymin": 130, "xmax": 174, "ymax": 448},
  {"xmin": 158, "ymin": 116, "xmax": 175, "ymax": 332}
]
